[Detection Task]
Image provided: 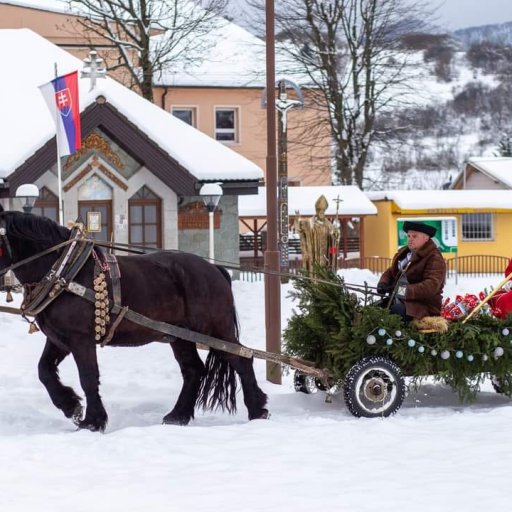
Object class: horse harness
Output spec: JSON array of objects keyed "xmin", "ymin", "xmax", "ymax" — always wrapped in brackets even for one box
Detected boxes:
[{"xmin": 18, "ymin": 225, "xmax": 124, "ymax": 345}]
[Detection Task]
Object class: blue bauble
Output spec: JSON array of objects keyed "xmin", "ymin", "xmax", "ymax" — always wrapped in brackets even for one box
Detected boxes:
[
  {"xmin": 418, "ymin": 346, "xmax": 425, "ymax": 353},
  {"xmin": 408, "ymin": 339, "xmax": 416, "ymax": 348},
  {"xmin": 386, "ymin": 338, "xmax": 393, "ymax": 346},
  {"xmin": 378, "ymin": 328, "xmax": 386, "ymax": 336},
  {"xmin": 467, "ymin": 355, "xmax": 474, "ymax": 362},
  {"xmin": 455, "ymin": 350, "xmax": 463, "ymax": 359}
]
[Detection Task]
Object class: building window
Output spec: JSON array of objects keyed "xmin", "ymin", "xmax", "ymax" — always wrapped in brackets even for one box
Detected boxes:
[
  {"xmin": 129, "ymin": 186, "xmax": 162, "ymax": 248},
  {"xmin": 461, "ymin": 213, "xmax": 493, "ymax": 241},
  {"xmin": 215, "ymin": 107, "xmax": 239, "ymax": 142},
  {"xmin": 172, "ymin": 107, "xmax": 196, "ymax": 127},
  {"xmin": 31, "ymin": 187, "xmax": 58, "ymax": 222}
]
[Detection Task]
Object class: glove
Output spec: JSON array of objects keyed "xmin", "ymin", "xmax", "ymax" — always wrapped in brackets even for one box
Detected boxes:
[{"xmin": 377, "ymin": 283, "xmax": 393, "ymax": 295}]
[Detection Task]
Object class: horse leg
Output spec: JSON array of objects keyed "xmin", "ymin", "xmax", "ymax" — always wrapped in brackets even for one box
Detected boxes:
[
  {"xmin": 163, "ymin": 339, "xmax": 206, "ymax": 426},
  {"xmin": 223, "ymin": 354, "xmax": 269, "ymax": 421},
  {"xmin": 70, "ymin": 339, "xmax": 108, "ymax": 432},
  {"xmin": 38, "ymin": 338, "xmax": 83, "ymax": 424}
]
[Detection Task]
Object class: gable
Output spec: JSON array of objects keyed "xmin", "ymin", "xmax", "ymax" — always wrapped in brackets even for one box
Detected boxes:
[{"xmin": 7, "ymin": 99, "xmax": 199, "ymax": 197}]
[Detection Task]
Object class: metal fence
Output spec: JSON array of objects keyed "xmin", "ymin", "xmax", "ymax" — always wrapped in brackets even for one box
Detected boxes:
[{"xmin": 445, "ymin": 255, "xmax": 509, "ymax": 277}]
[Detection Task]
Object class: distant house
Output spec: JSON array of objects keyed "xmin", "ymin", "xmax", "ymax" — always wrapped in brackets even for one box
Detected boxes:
[
  {"xmin": 364, "ymin": 190, "xmax": 512, "ymax": 267},
  {"xmin": 0, "ymin": 0, "xmax": 332, "ymax": 186},
  {"xmin": 0, "ymin": 29, "xmax": 263, "ymax": 264},
  {"xmin": 451, "ymin": 157, "xmax": 512, "ymax": 189}
]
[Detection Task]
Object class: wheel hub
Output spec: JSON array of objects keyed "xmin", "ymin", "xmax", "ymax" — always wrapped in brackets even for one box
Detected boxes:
[{"xmin": 363, "ymin": 377, "xmax": 387, "ymax": 402}]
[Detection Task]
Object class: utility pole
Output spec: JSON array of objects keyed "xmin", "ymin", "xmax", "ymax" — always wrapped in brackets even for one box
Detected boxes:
[{"xmin": 264, "ymin": 0, "xmax": 281, "ymax": 384}]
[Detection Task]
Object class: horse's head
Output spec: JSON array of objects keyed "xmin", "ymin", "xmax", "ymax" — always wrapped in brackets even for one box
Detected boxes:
[{"xmin": 0, "ymin": 207, "xmax": 71, "ymax": 283}]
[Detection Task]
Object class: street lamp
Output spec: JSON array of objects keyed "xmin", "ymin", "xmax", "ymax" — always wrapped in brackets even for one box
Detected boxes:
[
  {"xmin": 15, "ymin": 184, "xmax": 39, "ymax": 213},
  {"xmin": 200, "ymin": 183, "xmax": 223, "ymax": 262}
]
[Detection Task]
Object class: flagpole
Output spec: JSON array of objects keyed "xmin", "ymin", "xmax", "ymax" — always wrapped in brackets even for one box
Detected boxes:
[{"xmin": 54, "ymin": 62, "xmax": 64, "ymax": 226}]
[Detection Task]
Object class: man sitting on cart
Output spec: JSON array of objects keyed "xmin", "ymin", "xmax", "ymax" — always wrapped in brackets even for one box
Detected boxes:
[{"xmin": 377, "ymin": 221, "xmax": 446, "ymax": 321}]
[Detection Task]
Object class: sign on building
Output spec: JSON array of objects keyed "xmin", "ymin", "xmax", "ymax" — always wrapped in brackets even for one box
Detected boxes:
[{"xmin": 397, "ymin": 217, "xmax": 457, "ymax": 253}]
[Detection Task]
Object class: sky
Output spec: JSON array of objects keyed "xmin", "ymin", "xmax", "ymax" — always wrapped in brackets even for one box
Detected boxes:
[
  {"xmin": 2, "ymin": 270, "xmax": 512, "ymax": 511},
  {"xmin": 4, "ymin": 0, "xmax": 511, "ymax": 32},
  {"xmin": 429, "ymin": 0, "xmax": 509, "ymax": 30}
]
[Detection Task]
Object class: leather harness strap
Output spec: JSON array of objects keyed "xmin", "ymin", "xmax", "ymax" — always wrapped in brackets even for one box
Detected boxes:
[
  {"xmin": 66, "ymin": 281, "xmax": 254, "ymax": 358},
  {"xmin": 93, "ymin": 250, "xmax": 122, "ymax": 307},
  {"xmin": 22, "ymin": 230, "xmax": 94, "ymax": 317}
]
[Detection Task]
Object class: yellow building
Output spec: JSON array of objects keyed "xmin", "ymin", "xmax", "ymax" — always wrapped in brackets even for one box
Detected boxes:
[{"xmin": 363, "ymin": 190, "xmax": 512, "ymax": 273}]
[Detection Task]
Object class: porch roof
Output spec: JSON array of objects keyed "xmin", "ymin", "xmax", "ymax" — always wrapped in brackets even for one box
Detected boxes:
[
  {"xmin": 366, "ymin": 189, "xmax": 512, "ymax": 211},
  {"xmin": 239, "ymin": 186, "xmax": 377, "ymax": 218}
]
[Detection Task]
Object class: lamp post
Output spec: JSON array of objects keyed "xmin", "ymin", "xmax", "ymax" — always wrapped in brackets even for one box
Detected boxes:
[
  {"xmin": 15, "ymin": 184, "xmax": 39, "ymax": 213},
  {"xmin": 200, "ymin": 183, "xmax": 223, "ymax": 262}
]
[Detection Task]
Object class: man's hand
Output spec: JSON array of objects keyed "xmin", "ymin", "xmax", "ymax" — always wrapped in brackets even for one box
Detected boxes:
[{"xmin": 377, "ymin": 283, "xmax": 393, "ymax": 295}]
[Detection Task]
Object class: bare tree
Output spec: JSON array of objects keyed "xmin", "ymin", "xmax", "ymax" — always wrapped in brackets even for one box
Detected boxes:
[
  {"xmin": 67, "ymin": 0, "xmax": 227, "ymax": 101},
  {"xmin": 254, "ymin": 0, "xmax": 433, "ymax": 187}
]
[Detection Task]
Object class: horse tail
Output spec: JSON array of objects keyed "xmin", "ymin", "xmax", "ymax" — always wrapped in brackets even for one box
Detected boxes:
[
  {"xmin": 197, "ymin": 350, "xmax": 238, "ymax": 413},
  {"xmin": 196, "ymin": 265, "xmax": 238, "ymax": 414}
]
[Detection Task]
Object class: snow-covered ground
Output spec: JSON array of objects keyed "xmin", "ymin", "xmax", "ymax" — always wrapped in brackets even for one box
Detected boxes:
[{"xmin": 1, "ymin": 270, "xmax": 511, "ymax": 511}]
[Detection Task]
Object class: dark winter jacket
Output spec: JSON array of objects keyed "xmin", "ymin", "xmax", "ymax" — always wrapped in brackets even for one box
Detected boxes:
[{"xmin": 378, "ymin": 239, "xmax": 446, "ymax": 319}]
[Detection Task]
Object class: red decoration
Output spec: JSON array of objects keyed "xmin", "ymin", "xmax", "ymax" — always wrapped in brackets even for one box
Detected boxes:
[{"xmin": 442, "ymin": 292, "xmax": 502, "ymax": 320}]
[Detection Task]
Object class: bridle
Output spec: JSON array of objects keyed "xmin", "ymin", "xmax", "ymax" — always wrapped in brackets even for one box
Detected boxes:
[{"xmin": 0, "ymin": 215, "xmax": 12, "ymax": 260}]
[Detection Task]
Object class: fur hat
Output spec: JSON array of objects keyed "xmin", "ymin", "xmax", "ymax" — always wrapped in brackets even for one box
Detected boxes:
[{"xmin": 403, "ymin": 221, "xmax": 436, "ymax": 237}]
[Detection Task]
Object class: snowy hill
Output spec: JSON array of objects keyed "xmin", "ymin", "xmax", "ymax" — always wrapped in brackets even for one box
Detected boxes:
[
  {"xmin": 225, "ymin": 3, "xmax": 512, "ymax": 189},
  {"xmin": 454, "ymin": 21, "xmax": 512, "ymax": 47}
]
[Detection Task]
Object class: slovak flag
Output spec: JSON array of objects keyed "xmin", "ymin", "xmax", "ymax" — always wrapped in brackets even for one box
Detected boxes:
[{"xmin": 39, "ymin": 71, "xmax": 81, "ymax": 157}]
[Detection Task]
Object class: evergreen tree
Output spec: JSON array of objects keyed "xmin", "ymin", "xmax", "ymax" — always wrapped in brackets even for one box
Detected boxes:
[{"xmin": 497, "ymin": 133, "xmax": 512, "ymax": 157}]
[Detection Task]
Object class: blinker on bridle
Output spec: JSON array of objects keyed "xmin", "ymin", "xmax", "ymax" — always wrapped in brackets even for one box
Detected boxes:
[{"xmin": 0, "ymin": 219, "xmax": 12, "ymax": 259}]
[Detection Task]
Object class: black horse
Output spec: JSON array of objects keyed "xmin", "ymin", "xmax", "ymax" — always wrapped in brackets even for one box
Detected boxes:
[{"xmin": 0, "ymin": 208, "xmax": 268, "ymax": 431}]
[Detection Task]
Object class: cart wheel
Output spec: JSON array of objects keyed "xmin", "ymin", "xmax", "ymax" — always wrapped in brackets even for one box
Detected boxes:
[
  {"xmin": 492, "ymin": 375, "xmax": 504, "ymax": 394},
  {"xmin": 344, "ymin": 356, "xmax": 405, "ymax": 418},
  {"xmin": 491, "ymin": 374, "xmax": 512, "ymax": 395},
  {"xmin": 294, "ymin": 371, "xmax": 318, "ymax": 394}
]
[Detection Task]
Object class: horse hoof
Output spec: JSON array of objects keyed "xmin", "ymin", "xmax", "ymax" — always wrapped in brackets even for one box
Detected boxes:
[
  {"xmin": 70, "ymin": 405, "xmax": 84, "ymax": 426},
  {"xmin": 77, "ymin": 419, "xmax": 106, "ymax": 432},
  {"xmin": 250, "ymin": 409, "xmax": 270, "ymax": 420},
  {"xmin": 162, "ymin": 414, "xmax": 191, "ymax": 426}
]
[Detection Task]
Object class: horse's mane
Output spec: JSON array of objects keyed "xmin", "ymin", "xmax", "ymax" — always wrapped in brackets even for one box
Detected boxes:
[{"xmin": 2, "ymin": 211, "xmax": 71, "ymax": 244}]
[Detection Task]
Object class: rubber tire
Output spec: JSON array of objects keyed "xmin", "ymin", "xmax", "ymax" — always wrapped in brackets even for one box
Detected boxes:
[
  {"xmin": 492, "ymin": 376, "xmax": 504, "ymax": 394},
  {"xmin": 293, "ymin": 371, "xmax": 318, "ymax": 394},
  {"xmin": 491, "ymin": 375, "xmax": 512, "ymax": 394},
  {"xmin": 344, "ymin": 356, "xmax": 405, "ymax": 418}
]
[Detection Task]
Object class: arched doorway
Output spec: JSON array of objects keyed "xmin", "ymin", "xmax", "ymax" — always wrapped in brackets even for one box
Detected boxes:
[{"xmin": 78, "ymin": 175, "xmax": 113, "ymax": 241}]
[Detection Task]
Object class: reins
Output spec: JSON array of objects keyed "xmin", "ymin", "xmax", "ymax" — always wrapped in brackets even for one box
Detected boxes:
[{"xmin": 0, "ymin": 234, "xmax": 381, "ymax": 299}]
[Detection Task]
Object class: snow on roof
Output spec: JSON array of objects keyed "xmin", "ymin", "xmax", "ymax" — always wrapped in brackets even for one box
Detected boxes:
[
  {"xmin": 239, "ymin": 186, "xmax": 377, "ymax": 217},
  {"xmin": 0, "ymin": 0, "xmax": 73, "ymax": 14},
  {"xmin": 154, "ymin": 16, "xmax": 311, "ymax": 88},
  {"xmin": 467, "ymin": 156, "xmax": 512, "ymax": 188},
  {"xmin": 0, "ymin": 29, "xmax": 263, "ymax": 182},
  {"xmin": 366, "ymin": 189, "xmax": 512, "ymax": 210}
]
